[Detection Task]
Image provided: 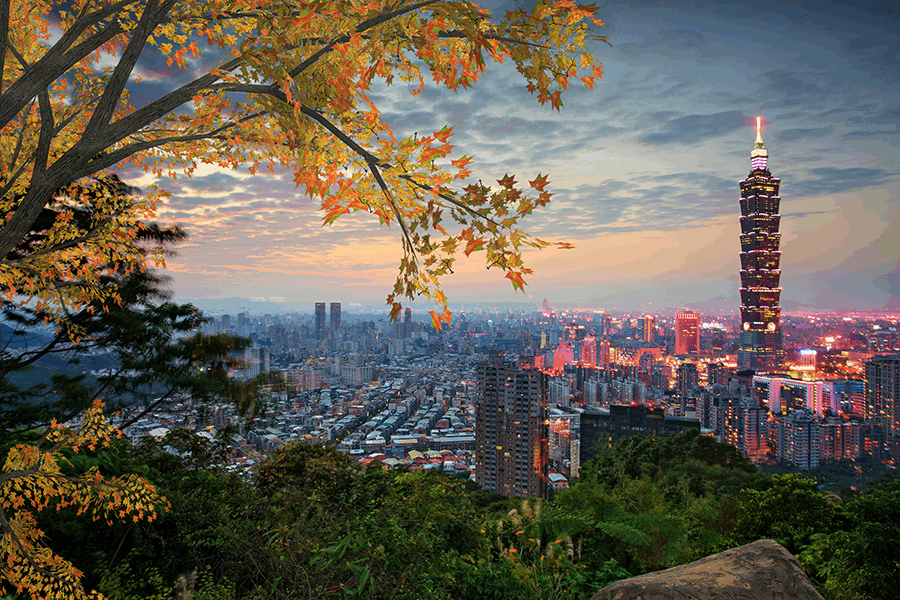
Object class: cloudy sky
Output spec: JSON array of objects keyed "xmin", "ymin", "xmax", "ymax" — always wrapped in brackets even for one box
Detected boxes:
[{"xmin": 122, "ymin": 0, "xmax": 899, "ymax": 313}]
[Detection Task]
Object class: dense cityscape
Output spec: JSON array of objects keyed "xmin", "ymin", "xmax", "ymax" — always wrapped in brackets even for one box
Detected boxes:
[
  {"xmin": 106, "ymin": 301, "xmax": 899, "ymax": 496},
  {"xmin": 106, "ymin": 120, "xmax": 900, "ymax": 500}
]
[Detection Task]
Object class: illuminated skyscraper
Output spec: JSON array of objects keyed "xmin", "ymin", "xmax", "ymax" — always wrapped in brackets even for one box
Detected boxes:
[
  {"xmin": 640, "ymin": 316, "xmax": 655, "ymax": 343},
  {"xmin": 581, "ymin": 336, "xmax": 597, "ymax": 368},
  {"xmin": 675, "ymin": 312, "xmax": 700, "ymax": 355},
  {"xmin": 738, "ymin": 117, "xmax": 784, "ymax": 372},
  {"xmin": 475, "ymin": 353, "xmax": 548, "ymax": 498}
]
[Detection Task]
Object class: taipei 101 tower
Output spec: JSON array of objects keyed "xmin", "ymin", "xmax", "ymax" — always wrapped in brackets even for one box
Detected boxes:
[{"xmin": 737, "ymin": 117, "xmax": 784, "ymax": 372}]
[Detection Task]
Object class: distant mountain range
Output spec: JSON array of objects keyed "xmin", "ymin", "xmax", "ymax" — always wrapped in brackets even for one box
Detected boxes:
[{"xmin": 0, "ymin": 322, "xmax": 55, "ymax": 350}]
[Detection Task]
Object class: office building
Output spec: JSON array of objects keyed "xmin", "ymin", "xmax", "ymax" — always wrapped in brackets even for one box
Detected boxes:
[
  {"xmin": 330, "ymin": 302, "xmax": 341, "ymax": 331},
  {"xmin": 738, "ymin": 117, "xmax": 784, "ymax": 372},
  {"xmin": 580, "ymin": 405, "xmax": 700, "ymax": 464},
  {"xmin": 474, "ymin": 353, "xmax": 548, "ymax": 498},
  {"xmin": 315, "ymin": 302, "xmax": 326, "ymax": 340},
  {"xmin": 675, "ymin": 312, "xmax": 700, "ymax": 355},
  {"xmin": 753, "ymin": 375, "xmax": 838, "ymax": 416},
  {"xmin": 581, "ymin": 336, "xmax": 597, "ymax": 368}
]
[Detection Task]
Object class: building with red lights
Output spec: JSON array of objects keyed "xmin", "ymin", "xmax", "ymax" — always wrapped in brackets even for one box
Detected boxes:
[
  {"xmin": 675, "ymin": 312, "xmax": 700, "ymax": 355},
  {"xmin": 738, "ymin": 118, "xmax": 784, "ymax": 372}
]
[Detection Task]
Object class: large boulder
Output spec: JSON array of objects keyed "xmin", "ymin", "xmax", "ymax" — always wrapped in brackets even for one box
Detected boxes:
[{"xmin": 592, "ymin": 539, "xmax": 824, "ymax": 600}]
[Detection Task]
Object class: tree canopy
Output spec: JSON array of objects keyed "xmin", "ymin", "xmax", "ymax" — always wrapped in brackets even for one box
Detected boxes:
[{"xmin": 0, "ymin": 0, "xmax": 607, "ymax": 328}]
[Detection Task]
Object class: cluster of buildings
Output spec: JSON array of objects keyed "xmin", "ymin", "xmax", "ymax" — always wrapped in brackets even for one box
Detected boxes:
[
  {"xmin": 470, "ymin": 120, "xmax": 899, "ymax": 497},
  {"xmin": 82, "ymin": 121, "xmax": 898, "ymax": 500}
]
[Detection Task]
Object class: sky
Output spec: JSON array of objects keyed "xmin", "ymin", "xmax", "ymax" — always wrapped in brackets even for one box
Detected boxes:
[{"xmin": 119, "ymin": 0, "xmax": 899, "ymax": 314}]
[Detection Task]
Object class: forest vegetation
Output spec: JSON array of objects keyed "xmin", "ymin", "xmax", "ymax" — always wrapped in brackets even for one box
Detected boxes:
[{"xmin": 4, "ymin": 424, "xmax": 899, "ymax": 600}]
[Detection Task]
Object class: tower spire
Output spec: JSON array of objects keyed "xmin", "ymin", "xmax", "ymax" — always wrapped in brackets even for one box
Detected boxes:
[{"xmin": 750, "ymin": 116, "xmax": 768, "ymax": 171}]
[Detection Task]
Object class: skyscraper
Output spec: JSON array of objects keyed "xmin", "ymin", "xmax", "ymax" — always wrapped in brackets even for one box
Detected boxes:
[
  {"xmin": 475, "ymin": 353, "xmax": 548, "ymax": 498},
  {"xmin": 738, "ymin": 117, "xmax": 784, "ymax": 372},
  {"xmin": 675, "ymin": 312, "xmax": 700, "ymax": 355},
  {"xmin": 315, "ymin": 302, "xmax": 326, "ymax": 339},
  {"xmin": 864, "ymin": 355, "xmax": 900, "ymax": 445},
  {"xmin": 330, "ymin": 302, "xmax": 341, "ymax": 331},
  {"xmin": 640, "ymin": 316, "xmax": 655, "ymax": 343}
]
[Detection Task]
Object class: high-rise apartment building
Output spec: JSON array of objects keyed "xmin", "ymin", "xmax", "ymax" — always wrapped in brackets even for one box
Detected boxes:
[
  {"xmin": 738, "ymin": 117, "xmax": 784, "ymax": 372},
  {"xmin": 640, "ymin": 316, "xmax": 655, "ymax": 343},
  {"xmin": 474, "ymin": 353, "xmax": 548, "ymax": 498},
  {"xmin": 315, "ymin": 302, "xmax": 326, "ymax": 339},
  {"xmin": 676, "ymin": 363, "xmax": 699, "ymax": 397},
  {"xmin": 864, "ymin": 355, "xmax": 900, "ymax": 443},
  {"xmin": 330, "ymin": 302, "xmax": 341, "ymax": 331},
  {"xmin": 773, "ymin": 408, "xmax": 820, "ymax": 470},
  {"xmin": 675, "ymin": 312, "xmax": 700, "ymax": 355}
]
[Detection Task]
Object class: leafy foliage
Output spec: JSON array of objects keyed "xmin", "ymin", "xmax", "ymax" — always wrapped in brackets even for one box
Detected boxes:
[
  {"xmin": 0, "ymin": 0, "xmax": 608, "ymax": 325},
  {"xmin": 11, "ymin": 427, "xmax": 898, "ymax": 599},
  {"xmin": 727, "ymin": 474, "xmax": 849, "ymax": 555},
  {"xmin": 799, "ymin": 475, "xmax": 900, "ymax": 600},
  {"xmin": 0, "ymin": 400, "xmax": 168, "ymax": 600}
]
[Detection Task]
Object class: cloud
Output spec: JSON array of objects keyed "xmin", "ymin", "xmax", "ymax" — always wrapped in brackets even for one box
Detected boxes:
[
  {"xmin": 787, "ymin": 167, "xmax": 896, "ymax": 196},
  {"xmin": 776, "ymin": 127, "xmax": 834, "ymax": 142},
  {"xmin": 636, "ymin": 110, "xmax": 746, "ymax": 145}
]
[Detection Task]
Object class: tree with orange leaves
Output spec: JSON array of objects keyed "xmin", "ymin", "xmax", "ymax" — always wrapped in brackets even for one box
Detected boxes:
[
  {"xmin": 0, "ymin": 0, "xmax": 606, "ymax": 329},
  {"xmin": 0, "ymin": 400, "xmax": 169, "ymax": 599}
]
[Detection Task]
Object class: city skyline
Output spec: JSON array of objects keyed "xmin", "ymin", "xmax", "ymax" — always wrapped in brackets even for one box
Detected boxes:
[{"xmin": 118, "ymin": 0, "xmax": 898, "ymax": 312}]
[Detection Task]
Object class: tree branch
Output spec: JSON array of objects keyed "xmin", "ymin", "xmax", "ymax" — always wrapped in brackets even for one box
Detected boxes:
[
  {"xmin": 34, "ymin": 89, "xmax": 55, "ymax": 176},
  {"xmin": 0, "ymin": 16, "xmax": 125, "ymax": 129},
  {"xmin": 84, "ymin": 0, "xmax": 177, "ymax": 136},
  {"xmin": 0, "ymin": 507, "xmax": 80, "ymax": 591},
  {"xmin": 0, "ymin": 0, "xmax": 9, "ymax": 93},
  {"xmin": 288, "ymin": 0, "xmax": 442, "ymax": 79},
  {"xmin": 92, "ymin": 55, "xmax": 244, "ymax": 155}
]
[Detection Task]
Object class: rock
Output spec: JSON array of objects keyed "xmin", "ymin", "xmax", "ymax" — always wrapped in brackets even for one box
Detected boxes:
[{"xmin": 591, "ymin": 539, "xmax": 824, "ymax": 600}]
